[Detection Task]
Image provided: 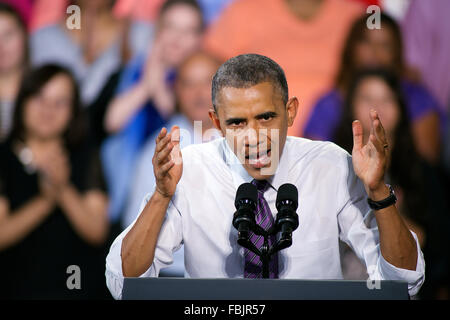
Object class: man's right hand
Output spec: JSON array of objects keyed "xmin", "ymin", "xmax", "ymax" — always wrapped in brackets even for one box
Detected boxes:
[
  {"xmin": 121, "ymin": 125, "xmax": 182, "ymax": 277},
  {"xmin": 152, "ymin": 126, "xmax": 183, "ymax": 198}
]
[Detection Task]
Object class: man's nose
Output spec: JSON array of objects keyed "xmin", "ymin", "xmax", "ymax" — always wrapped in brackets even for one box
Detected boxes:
[{"xmin": 244, "ymin": 126, "xmax": 260, "ymax": 147}]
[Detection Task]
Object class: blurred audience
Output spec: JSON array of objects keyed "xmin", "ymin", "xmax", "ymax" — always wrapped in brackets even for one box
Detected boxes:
[
  {"xmin": 27, "ymin": 0, "xmax": 232, "ymax": 31},
  {"xmin": 101, "ymin": 0, "xmax": 204, "ymax": 225},
  {"xmin": 0, "ymin": 0, "xmax": 33, "ymax": 28},
  {"xmin": 402, "ymin": 0, "xmax": 450, "ymax": 174},
  {"xmin": 123, "ymin": 51, "xmax": 221, "ymax": 229},
  {"xmin": 304, "ymin": 12, "xmax": 444, "ymax": 165},
  {"xmin": 29, "ymin": 0, "xmax": 153, "ymax": 106},
  {"xmin": 402, "ymin": 0, "xmax": 450, "ymax": 113},
  {"xmin": 203, "ymin": 0, "xmax": 364, "ymax": 137},
  {"xmin": 0, "ymin": 3, "xmax": 28, "ymax": 141},
  {"xmin": 0, "ymin": 65, "xmax": 109, "ymax": 299},
  {"xmin": 334, "ymin": 68, "xmax": 450, "ymax": 299},
  {"xmin": 113, "ymin": 0, "xmax": 234, "ymax": 25},
  {"xmin": 104, "ymin": 0, "xmax": 204, "ymax": 133},
  {"xmin": 123, "ymin": 51, "xmax": 222, "ymax": 277}
]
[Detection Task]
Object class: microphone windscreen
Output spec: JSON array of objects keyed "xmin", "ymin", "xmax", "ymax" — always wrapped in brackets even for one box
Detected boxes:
[
  {"xmin": 235, "ymin": 183, "xmax": 257, "ymax": 209},
  {"xmin": 276, "ymin": 183, "xmax": 298, "ymax": 209}
]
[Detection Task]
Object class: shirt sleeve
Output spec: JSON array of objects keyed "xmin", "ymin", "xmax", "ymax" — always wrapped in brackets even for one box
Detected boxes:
[
  {"xmin": 105, "ymin": 186, "xmax": 184, "ymax": 300},
  {"xmin": 336, "ymin": 151, "xmax": 425, "ymax": 297}
]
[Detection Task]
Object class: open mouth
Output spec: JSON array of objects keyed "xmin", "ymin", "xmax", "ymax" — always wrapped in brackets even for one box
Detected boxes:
[{"xmin": 245, "ymin": 149, "xmax": 271, "ymax": 168}]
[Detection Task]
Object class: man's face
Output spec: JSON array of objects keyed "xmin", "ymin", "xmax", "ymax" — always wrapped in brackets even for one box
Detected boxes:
[
  {"xmin": 175, "ymin": 54, "xmax": 219, "ymax": 125},
  {"xmin": 209, "ymin": 82, "xmax": 298, "ymax": 180}
]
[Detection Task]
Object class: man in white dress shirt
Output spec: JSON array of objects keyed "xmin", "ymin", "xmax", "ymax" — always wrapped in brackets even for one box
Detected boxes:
[{"xmin": 106, "ymin": 54, "xmax": 425, "ymax": 299}]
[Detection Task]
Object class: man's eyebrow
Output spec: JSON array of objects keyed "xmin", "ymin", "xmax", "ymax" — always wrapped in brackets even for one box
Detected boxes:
[
  {"xmin": 225, "ymin": 117, "xmax": 247, "ymax": 125},
  {"xmin": 255, "ymin": 111, "xmax": 278, "ymax": 119}
]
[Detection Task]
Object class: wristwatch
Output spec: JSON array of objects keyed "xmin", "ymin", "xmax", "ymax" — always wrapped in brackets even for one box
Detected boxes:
[{"xmin": 367, "ymin": 184, "xmax": 397, "ymax": 210}]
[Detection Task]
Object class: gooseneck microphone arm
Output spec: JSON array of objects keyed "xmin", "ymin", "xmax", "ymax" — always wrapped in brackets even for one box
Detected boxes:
[{"xmin": 233, "ymin": 182, "xmax": 300, "ymax": 278}]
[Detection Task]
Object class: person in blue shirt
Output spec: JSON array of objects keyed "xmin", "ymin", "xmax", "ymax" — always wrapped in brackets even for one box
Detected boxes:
[
  {"xmin": 101, "ymin": 0, "xmax": 205, "ymax": 224},
  {"xmin": 122, "ymin": 51, "xmax": 221, "ymax": 276}
]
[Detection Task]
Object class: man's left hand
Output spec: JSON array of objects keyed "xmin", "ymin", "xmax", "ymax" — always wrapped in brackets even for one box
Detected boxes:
[{"xmin": 352, "ymin": 109, "xmax": 390, "ymax": 200}]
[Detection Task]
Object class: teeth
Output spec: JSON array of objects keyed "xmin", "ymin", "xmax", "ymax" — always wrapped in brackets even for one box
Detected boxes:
[
  {"xmin": 248, "ymin": 151, "xmax": 271, "ymax": 165},
  {"xmin": 246, "ymin": 150, "xmax": 270, "ymax": 159}
]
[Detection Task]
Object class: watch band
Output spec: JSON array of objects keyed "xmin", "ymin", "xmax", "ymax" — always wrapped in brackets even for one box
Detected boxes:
[{"xmin": 367, "ymin": 184, "xmax": 397, "ymax": 210}]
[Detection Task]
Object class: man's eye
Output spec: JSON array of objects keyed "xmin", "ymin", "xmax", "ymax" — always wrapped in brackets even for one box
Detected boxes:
[
  {"xmin": 229, "ymin": 120, "xmax": 244, "ymax": 126},
  {"xmin": 261, "ymin": 114, "xmax": 273, "ymax": 121}
]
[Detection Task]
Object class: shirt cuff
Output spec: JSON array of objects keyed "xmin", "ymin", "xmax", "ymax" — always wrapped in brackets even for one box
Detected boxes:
[
  {"xmin": 379, "ymin": 231, "xmax": 425, "ymax": 297},
  {"xmin": 105, "ymin": 223, "xmax": 158, "ymax": 299}
]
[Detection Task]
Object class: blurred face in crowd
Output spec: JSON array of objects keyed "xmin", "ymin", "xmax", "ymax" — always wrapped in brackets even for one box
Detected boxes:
[
  {"xmin": 0, "ymin": 12, "xmax": 26, "ymax": 73},
  {"xmin": 210, "ymin": 82, "xmax": 298, "ymax": 180},
  {"xmin": 158, "ymin": 4, "xmax": 203, "ymax": 67},
  {"xmin": 353, "ymin": 76, "xmax": 400, "ymax": 143},
  {"xmin": 175, "ymin": 53, "xmax": 220, "ymax": 125},
  {"xmin": 23, "ymin": 74, "xmax": 74, "ymax": 140},
  {"xmin": 353, "ymin": 24, "xmax": 396, "ymax": 69}
]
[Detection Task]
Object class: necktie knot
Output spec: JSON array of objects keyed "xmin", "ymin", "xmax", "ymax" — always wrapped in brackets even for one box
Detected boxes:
[{"xmin": 251, "ymin": 179, "xmax": 270, "ymax": 193}]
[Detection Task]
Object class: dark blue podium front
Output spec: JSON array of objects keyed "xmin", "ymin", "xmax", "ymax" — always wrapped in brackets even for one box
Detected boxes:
[{"xmin": 122, "ymin": 278, "xmax": 409, "ymax": 300}]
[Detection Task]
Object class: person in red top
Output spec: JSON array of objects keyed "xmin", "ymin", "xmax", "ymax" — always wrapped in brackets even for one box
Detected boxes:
[{"xmin": 203, "ymin": 0, "xmax": 363, "ymax": 137}]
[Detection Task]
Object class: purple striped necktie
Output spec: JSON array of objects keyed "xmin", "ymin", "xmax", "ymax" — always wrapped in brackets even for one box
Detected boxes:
[{"xmin": 244, "ymin": 179, "xmax": 279, "ymax": 279}]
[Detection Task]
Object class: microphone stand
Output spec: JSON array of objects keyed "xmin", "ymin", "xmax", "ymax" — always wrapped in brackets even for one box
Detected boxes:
[
  {"xmin": 233, "ymin": 183, "xmax": 299, "ymax": 279},
  {"xmin": 238, "ymin": 225, "xmax": 291, "ymax": 279}
]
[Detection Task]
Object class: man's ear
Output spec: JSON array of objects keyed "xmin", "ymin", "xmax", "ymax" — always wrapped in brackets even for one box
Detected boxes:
[
  {"xmin": 209, "ymin": 108, "xmax": 222, "ymax": 131},
  {"xmin": 286, "ymin": 97, "xmax": 299, "ymax": 127}
]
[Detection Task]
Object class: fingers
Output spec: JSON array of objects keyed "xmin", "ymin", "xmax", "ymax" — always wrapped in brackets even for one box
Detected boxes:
[
  {"xmin": 156, "ymin": 143, "xmax": 174, "ymax": 165},
  {"xmin": 370, "ymin": 109, "xmax": 387, "ymax": 144},
  {"xmin": 353, "ymin": 109, "xmax": 389, "ymax": 154},
  {"xmin": 352, "ymin": 120, "xmax": 363, "ymax": 152},
  {"xmin": 169, "ymin": 125, "xmax": 182, "ymax": 165},
  {"xmin": 155, "ymin": 133, "xmax": 172, "ymax": 154},
  {"xmin": 153, "ymin": 126, "xmax": 180, "ymax": 167},
  {"xmin": 159, "ymin": 159, "xmax": 175, "ymax": 174},
  {"xmin": 170, "ymin": 125, "xmax": 180, "ymax": 144},
  {"xmin": 155, "ymin": 127, "xmax": 167, "ymax": 145},
  {"xmin": 369, "ymin": 133, "xmax": 385, "ymax": 155}
]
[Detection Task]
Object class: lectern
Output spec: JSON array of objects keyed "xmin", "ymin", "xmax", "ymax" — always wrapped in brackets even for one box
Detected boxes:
[{"xmin": 122, "ymin": 278, "xmax": 409, "ymax": 300}]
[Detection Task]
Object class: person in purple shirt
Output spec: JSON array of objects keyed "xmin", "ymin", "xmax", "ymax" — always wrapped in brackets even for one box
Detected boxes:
[
  {"xmin": 304, "ymin": 12, "xmax": 444, "ymax": 165},
  {"xmin": 333, "ymin": 68, "xmax": 450, "ymax": 299}
]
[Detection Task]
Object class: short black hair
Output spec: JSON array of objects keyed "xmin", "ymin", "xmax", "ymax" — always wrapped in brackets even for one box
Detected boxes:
[{"xmin": 211, "ymin": 54, "xmax": 289, "ymax": 111}]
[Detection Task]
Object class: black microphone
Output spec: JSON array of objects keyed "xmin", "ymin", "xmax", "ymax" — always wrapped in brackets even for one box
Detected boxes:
[
  {"xmin": 275, "ymin": 183, "xmax": 299, "ymax": 242},
  {"xmin": 232, "ymin": 183, "xmax": 257, "ymax": 244}
]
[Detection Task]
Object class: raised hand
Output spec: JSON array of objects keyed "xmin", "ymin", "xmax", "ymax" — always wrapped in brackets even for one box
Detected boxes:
[
  {"xmin": 152, "ymin": 125, "xmax": 183, "ymax": 198},
  {"xmin": 352, "ymin": 109, "xmax": 389, "ymax": 198},
  {"xmin": 141, "ymin": 36, "xmax": 175, "ymax": 117}
]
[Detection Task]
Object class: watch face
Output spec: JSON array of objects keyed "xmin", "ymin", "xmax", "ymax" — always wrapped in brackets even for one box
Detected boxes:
[{"xmin": 388, "ymin": 185, "xmax": 397, "ymax": 201}]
